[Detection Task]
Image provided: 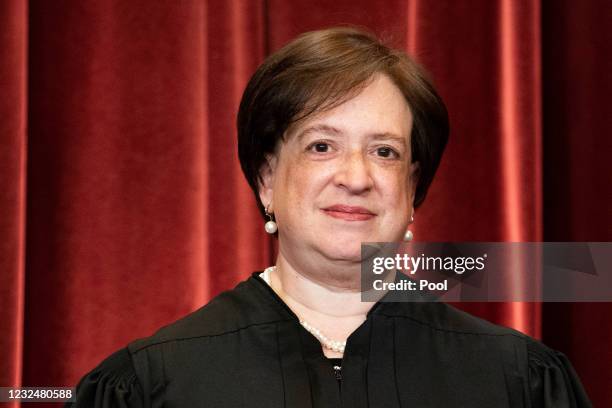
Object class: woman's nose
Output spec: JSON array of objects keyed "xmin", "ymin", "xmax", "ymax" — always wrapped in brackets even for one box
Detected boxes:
[{"xmin": 333, "ymin": 150, "xmax": 373, "ymax": 194}]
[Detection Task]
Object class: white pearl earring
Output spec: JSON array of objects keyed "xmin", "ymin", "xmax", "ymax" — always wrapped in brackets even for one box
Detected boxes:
[
  {"xmin": 403, "ymin": 213, "xmax": 414, "ymax": 241},
  {"xmin": 264, "ymin": 204, "xmax": 277, "ymax": 234}
]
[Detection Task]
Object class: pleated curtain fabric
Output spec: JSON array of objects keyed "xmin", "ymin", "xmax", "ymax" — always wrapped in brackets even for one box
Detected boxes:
[{"xmin": 0, "ymin": 0, "xmax": 610, "ymax": 407}]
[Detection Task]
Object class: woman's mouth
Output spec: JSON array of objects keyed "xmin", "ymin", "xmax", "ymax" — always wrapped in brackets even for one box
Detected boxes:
[{"xmin": 321, "ymin": 205, "xmax": 376, "ymax": 221}]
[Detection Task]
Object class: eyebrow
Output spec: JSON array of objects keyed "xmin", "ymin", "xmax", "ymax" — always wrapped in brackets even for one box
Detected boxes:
[
  {"xmin": 370, "ymin": 132, "xmax": 408, "ymax": 147},
  {"xmin": 296, "ymin": 124, "xmax": 342, "ymax": 141},
  {"xmin": 297, "ymin": 124, "xmax": 407, "ymax": 147}
]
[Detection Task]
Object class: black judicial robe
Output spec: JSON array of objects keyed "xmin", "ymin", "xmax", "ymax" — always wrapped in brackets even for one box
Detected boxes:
[{"xmin": 68, "ymin": 272, "xmax": 592, "ymax": 407}]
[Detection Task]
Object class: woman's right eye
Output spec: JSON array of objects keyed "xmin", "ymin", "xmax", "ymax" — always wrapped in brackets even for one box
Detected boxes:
[{"xmin": 308, "ymin": 142, "xmax": 330, "ymax": 153}]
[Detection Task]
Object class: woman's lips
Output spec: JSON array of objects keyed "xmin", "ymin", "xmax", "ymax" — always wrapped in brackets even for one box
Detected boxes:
[{"xmin": 321, "ymin": 205, "xmax": 376, "ymax": 221}]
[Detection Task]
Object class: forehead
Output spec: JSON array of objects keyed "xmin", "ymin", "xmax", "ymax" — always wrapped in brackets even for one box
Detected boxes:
[{"xmin": 286, "ymin": 74, "xmax": 413, "ymax": 142}]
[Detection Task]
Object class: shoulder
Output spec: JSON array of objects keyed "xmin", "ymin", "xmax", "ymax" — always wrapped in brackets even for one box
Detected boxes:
[
  {"xmin": 377, "ymin": 300, "xmax": 527, "ymax": 338},
  {"xmin": 379, "ymin": 301, "xmax": 577, "ymax": 362},
  {"xmin": 71, "ymin": 274, "xmax": 287, "ymax": 406},
  {"xmin": 68, "ymin": 348, "xmax": 144, "ymax": 407},
  {"xmin": 128, "ymin": 273, "xmax": 288, "ymax": 353},
  {"xmin": 376, "ymin": 301, "xmax": 592, "ymax": 407},
  {"xmin": 526, "ymin": 337, "xmax": 593, "ymax": 407},
  {"xmin": 376, "ymin": 301, "xmax": 532, "ymax": 368}
]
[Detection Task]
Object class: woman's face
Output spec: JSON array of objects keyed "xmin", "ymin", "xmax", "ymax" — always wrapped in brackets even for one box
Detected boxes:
[{"xmin": 259, "ymin": 74, "xmax": 418, "ymax": 274}]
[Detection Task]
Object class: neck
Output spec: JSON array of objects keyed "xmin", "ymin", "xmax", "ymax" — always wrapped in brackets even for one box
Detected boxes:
[{"xmin": 268, "ymin": 254, "xmax": 386, "ymax": 358}]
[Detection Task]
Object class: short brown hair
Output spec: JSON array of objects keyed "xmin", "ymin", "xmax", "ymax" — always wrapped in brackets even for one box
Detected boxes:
[{"xmin": 237, "ymin": 27, "xmax": 449, "ymax": 217}]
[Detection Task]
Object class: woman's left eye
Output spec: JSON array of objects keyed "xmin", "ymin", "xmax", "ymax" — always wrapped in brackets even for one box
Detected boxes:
[{"xmin": 376, "ymin": 147, "xmax": 399, "ymax": 158}]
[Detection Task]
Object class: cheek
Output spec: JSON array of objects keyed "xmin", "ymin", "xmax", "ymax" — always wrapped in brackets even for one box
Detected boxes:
[
  {"xmin": 274, "ymin": 161, "xmax": 325, "ymax": 216},
  {"xmin": 286, "ymin": 161, "xmax": 331, "ymax": 196},
  {"xmin": 379, "ymin": 174, "xmax": 412, "ymax": 213}
]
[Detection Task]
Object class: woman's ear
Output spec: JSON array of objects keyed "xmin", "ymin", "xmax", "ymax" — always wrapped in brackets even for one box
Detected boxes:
[{"xmin": 258, "ymin": 154, "xmax": 277, "ymax": 210}]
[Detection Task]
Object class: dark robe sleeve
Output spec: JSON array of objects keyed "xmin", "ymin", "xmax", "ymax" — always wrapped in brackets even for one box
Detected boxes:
[
  {"xmin": 528, "ymin": 341, "xmax": 593, "ymax": 408},
  {"xmin": 65, "ymin": 348, "xmax": 145, "ymax": 408}
]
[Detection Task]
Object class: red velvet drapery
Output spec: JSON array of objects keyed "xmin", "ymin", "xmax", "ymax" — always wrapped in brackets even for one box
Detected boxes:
[{"xmin": 1, "ymin": 1, "xmax": 610, "ymax": 406}]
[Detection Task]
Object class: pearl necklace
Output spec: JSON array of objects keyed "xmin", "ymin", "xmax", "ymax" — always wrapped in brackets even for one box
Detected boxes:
[{"xmin": 260, "ymin": 266, "xmax": 347, "ymax": 353}]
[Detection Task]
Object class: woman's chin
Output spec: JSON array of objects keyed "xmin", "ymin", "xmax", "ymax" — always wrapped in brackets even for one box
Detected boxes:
[
  {"xmin": 317, "ymin": 241, "xmax": 368, "ymax": 263},
  {"xmin": 308, "ymin": 228, "xmax": 402, "ymax": 263}
]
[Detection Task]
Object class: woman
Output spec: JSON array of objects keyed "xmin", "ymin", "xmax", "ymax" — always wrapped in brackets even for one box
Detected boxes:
[{"xmin": 69, "ymin": 27, "xmax": 591, "ymax": 407}]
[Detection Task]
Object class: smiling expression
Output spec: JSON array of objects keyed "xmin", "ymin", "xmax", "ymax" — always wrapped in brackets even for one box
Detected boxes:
[{"xmin": 259, "ymin": 73, "xmax": 418, "ymax": 269}]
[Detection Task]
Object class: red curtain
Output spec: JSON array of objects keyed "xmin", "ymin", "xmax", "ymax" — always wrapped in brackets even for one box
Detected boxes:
[{"xmin": 1, "ymin": 0, "xmax": 609, "ymax": 406}]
